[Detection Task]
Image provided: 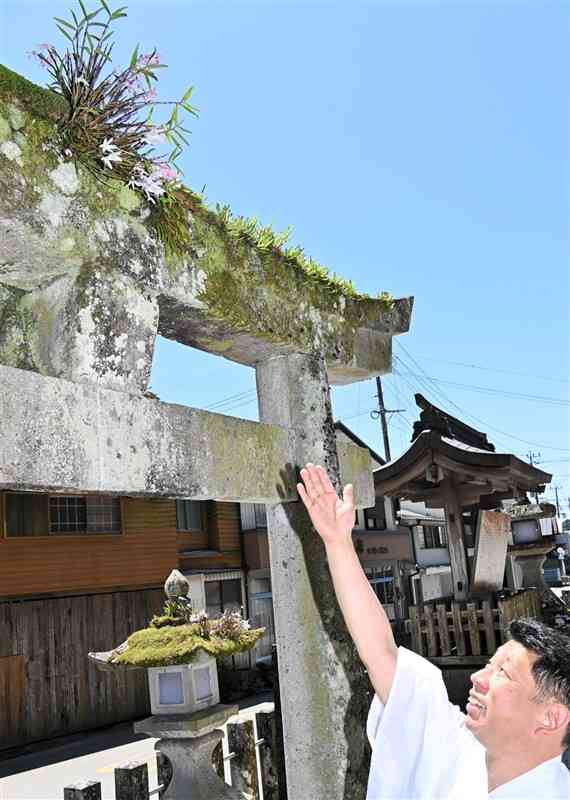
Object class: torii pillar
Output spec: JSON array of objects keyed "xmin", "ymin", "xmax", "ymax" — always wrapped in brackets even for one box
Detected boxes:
[{"xmin": 257, "ymin": 353, "xmax": 370, "ymax": 800}]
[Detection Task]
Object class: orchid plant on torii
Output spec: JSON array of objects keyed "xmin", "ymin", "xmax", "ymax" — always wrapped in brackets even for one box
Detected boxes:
[{"xmin": 28, "ymin": 0, "xmax": 197, "ymax": 203}]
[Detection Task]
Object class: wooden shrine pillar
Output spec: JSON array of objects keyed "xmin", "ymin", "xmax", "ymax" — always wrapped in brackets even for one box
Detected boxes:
[{"xmin": 440, "ymin": 478, "xmax": 469, "ymax": 601}]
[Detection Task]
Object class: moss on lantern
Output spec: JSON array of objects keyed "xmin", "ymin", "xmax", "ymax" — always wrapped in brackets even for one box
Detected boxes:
[{"xmin": 110, "ymin": 622, "xmax": 265, "ymax": 668}]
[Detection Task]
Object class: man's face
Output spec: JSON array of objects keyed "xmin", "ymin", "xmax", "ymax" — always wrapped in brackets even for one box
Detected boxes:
[{"xmin": 465, "ymin": 641, "xmax": 543, "ymax": 750}]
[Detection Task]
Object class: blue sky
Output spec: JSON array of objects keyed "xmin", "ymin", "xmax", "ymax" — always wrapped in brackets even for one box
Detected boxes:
[{"xmin": 3, "ymin": 1, "xmax": 569, "ymax": 510}]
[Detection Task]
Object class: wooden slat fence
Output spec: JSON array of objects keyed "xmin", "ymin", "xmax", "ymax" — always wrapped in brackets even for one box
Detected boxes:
[
  {"xmin": 407, "ymin": 589, "xmax": 542, "ymax": 660},
  {"xmin": 0, "ymin": 588, "xmax": 164, "ymax": 750}
]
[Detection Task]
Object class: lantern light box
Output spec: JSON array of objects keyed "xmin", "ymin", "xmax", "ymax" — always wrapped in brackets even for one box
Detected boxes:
[{"xmin": 147, "ymin": 651, "xmax": 220, "ymax": 715}]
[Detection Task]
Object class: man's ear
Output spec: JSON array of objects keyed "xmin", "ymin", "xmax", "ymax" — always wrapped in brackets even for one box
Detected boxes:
[{"xmin": 536, "ymin": 702, "xmax": 570, "ymax": 740}]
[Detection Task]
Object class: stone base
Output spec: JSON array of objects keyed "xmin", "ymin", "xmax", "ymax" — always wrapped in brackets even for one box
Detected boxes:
[
  {"xmin": 135, "ymin": 705, "xmax": 241, "ymax": 800},
  {"xmin": 134, "ymin": 703, "xmax": 238, "ymax": 739}
]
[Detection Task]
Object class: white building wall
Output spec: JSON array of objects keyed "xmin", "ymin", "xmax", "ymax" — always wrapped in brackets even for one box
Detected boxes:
[{"xmin": 420, "ymin": 569, "xmax": 453, "ymax": 602}]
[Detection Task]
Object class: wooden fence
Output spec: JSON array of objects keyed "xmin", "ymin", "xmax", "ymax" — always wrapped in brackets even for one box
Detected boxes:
[
  {"xmin": 63, "ymin": 707, "xmax": 281, "ymax": 800},
  {"xmin": 407, "ymin": 589, "xmax": 542, "ymax": 661},
  {"xmin": 0, "ymin": 589, "xmax": 165, "ymax": 750}
]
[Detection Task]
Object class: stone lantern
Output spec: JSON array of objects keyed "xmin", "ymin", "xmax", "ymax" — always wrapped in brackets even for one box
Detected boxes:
[
  {"xmin": 147, "ymin": 571, "xmax": 220, "ymax": 715},
  {"xmin": 88, "ymin": 569, "xmax": 264, "ymax": 799}
]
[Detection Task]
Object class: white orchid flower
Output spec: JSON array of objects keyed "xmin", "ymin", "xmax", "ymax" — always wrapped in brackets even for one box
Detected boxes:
[
  {"xmin": 99, "ymin": 137, "xmax": 117, "ymax": 155},
  {"xmin": 101, "ymin": 150, "xmax": 123, "ymax": 169}
]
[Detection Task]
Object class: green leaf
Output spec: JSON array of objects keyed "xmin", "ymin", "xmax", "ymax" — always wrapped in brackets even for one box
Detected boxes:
[
  {"xmin": 56, "ymin": 23, "xmax": 75, "ymax": 43},
  {"xmin": 99, "ymin": 0, "xmax": 111, "ymax": 13},
  {"xmin": 85, "ymin": 8, "xmax": 104, "ymax": 22},
  {"xmin": 182, "ymin": 85, "xmax": 194, "ymax": 103},
  {"xmin": 54, "ymin": 16, "xmax": 75, "ymax": 30},
  {"xmin": 111, "ymin": 11, "xmax": 128, "ymax": 18},
  {"xmin": 129, "ymin": 44, "xmax": 140, "ymax": 69},
  {"xmin": 77, "ymin": 0, "xmax": 88, "ymax": 19}
]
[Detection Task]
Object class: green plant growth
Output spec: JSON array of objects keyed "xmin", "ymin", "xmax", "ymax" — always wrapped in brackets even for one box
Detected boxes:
[
  {"xmin": 5, "ymin": 0, "xmax": 395, "ymax": 307},
  {"xmin": 109, "ymin": 601, "xmax": 265, "ymax": 667},
  {"xmin": 111, "ymin": 622, "xmax": 265, "ymax": 668}
]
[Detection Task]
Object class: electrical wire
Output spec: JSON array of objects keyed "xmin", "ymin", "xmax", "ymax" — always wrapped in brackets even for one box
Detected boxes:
[
  {"xmin": 405, "ymin": 355, "xmax": 569, "ymax": 385},
  {"xmin": 394, "ymin": 341, "xmax": 570, "ymax": 453},
  {"xmin": 205, "ymin": 389, "xmax": 256, "ymax": 410},
  {"xmin": 393, "ymin": 370, "xmax": 569, "ymax": 407}
]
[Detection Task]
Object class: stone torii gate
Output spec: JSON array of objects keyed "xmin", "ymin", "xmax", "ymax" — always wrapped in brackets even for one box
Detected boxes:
[{"xmin": 0, "ymin": 67, "xmax": 413, "ymax": 800}]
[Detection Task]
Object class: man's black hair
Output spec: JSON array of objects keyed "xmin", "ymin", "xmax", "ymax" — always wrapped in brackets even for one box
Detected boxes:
[{"xmin": 509, "ymin": 617, "xmax": 570, "ymax": 749}]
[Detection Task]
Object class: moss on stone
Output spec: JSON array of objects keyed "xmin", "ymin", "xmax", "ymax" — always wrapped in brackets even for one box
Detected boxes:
[
  {"xmin": 117, "ymin": 183, "xmax": 141, "ymax": 212},
  {"xmin": 112, "ymin": 623, "xmax": 265, "ymax": 668},
  {"xmin": 0, "ymin": 64, "xmax": 404, "ymax": 377},
  {"xmin": 0, "ymin": 64, "xmax": 67, "ymax": 123},
  {"xmin": 0, "ymin": 113, "xmax": 10, "ymax": 142}
]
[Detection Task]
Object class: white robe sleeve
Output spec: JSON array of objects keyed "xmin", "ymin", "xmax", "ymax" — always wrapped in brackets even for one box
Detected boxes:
[{"xmin": 366, "ymin": 646, "xmax": 478, "ymax": 800}]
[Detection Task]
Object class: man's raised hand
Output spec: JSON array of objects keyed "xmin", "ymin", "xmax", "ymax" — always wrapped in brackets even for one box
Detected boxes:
[{"xmin": 297, "ymin": 463, "xmax": 355, "ymax": 547}]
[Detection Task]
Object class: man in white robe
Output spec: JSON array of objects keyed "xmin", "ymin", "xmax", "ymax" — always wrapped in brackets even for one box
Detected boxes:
[{"xmin": 297, "ymin": 464, "xmax": 570, "ymax": 799}]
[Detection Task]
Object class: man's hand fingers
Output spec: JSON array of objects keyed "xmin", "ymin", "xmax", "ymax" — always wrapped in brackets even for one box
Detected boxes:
[
  {"xmin": 342, "ymin": 483, "xmax": 354, "ymax": 506},
  {"xmin": 300, "ymin": 465, "xmax": 319, "ymax": 499},
  {"xmin": 297, "ymin": 481, "xmax": 311, "ymax": 509},
  {"xmin": 315, "ymin": 465, "xmax": 336, "ymax": 496}
]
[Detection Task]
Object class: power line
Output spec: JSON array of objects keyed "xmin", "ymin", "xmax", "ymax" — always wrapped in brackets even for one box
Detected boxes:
[
  {"xmin": 393, "ymin": 342, "xmax": 570, "ymax": 453},
  {"xmin": 393, "ymin": 370, "xmax": 570, "ymax": 407},
  {"xmin": 205, "ymin": 389, "xmax": 256, "ymax": 411},
  {"xmin": 407, "ymin": 355, "xmax": 569, "ymax": 385}
]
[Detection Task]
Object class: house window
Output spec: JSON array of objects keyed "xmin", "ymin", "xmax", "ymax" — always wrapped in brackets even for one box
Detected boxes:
[
  {"xmin": 49, "ymin": 495, "xmax": 121, "ymax": 533},
  {"xmin": 364, "ymin": 500, "xmax": 386, "ymax": 531},
  {"xmin": 254, "ymin": 504, "xmax": 267, "ymax": 528},
  {"xmin": 368, "ymin": 566, "xmax": 395, "ymax": 604},
  {"xmin": 417, "ymin": 525, "xmax": 448, "ymax": 549},
  {"xmin": 205, "ymin": 578, "xmax": 242, "ymax": 618},
  {"xmin": 5, "ymin": 492, "xmax": 49, "ymax": 537},
  {"xmin": 176, "ymin": 500, "xmax": 203, "ymax": 532},
  {"xmin": 5, "ymin": 492, "xmax": 121, "ymax": 536},
  {"xmin": 240, "ymin": 503, "xmax": 267, "ymax": 530}
]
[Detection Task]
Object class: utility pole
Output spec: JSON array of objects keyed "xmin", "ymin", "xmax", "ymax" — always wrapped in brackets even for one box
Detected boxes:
[
  {"xmin": 527, "ymin": 451, "xmax": 541, "ymax": 504},
  {"xmin": 554, "ymin": 485, "xmax": 560, "ymax": 517},
  {"xmin": 375, "ymin": 377, "xmax": 391, "ymax": 462},
  {"xmin": 370, "ymin": 377, "xmax": 405, "ymax": 462},
  {"xmin": 370, "ymin": 377, "xmax": 405, "ymax": 531}
]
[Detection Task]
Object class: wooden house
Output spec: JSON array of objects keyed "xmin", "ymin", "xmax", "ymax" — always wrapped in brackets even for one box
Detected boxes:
[{"xmin": 0, "ymin": 491, "xmax": 249, "ymax": 751}]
